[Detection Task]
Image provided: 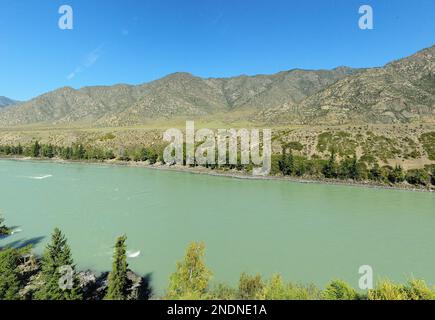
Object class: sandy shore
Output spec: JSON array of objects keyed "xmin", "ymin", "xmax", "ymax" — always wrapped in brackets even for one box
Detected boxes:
[{"xmin": 1, "ymin": 155, "xmax": 433, "ymax": 192}]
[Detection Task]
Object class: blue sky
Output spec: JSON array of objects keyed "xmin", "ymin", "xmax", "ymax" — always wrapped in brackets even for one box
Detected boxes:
[{"xmin": 0, "ymin": 0, "xmax": 434, "ymax": 101}]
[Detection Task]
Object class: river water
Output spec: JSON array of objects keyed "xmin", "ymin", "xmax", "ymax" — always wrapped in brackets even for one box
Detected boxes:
[{"xmin": 0, "ymin": 159, "xmax": 434, "ymax": 294}]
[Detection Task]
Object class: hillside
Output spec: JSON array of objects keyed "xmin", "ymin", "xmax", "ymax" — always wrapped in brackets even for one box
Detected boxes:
[
  {"xmin": 0, "ymin": 96, "xmax": 19, "ymax": 109},
  {"xmin": 0, "ymin": 68, "xmax": 357, "ymax": 127},
  {"xmin": 261, "ymin": 46, "xmax": 435, "ymax": 125},
  {"xmin": 0, "ymin": 45, "xmax": 433, "ymax": 127}
]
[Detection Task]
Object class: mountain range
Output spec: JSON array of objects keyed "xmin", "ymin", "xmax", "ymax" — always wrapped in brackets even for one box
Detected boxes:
[
  {"xmin": 0, "ymin": 96, "xmax": 19, "ymax": 109},
  {"xmin": 0, "ymin": 45, "xmax": 433, "ymax": 127}
]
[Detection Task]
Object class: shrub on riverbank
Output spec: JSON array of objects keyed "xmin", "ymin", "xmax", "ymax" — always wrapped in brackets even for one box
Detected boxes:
[
  {"xmin": 0, "ymin": 215, "xmax": 11, "ymax": 235},
  {"xmin": 0, "ymin": 141, "xmax": 434, "ymax": 188}
]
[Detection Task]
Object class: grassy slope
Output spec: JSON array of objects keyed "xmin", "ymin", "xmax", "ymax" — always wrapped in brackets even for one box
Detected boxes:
[{"xmin": 1, "ymin": 121, "xmax": 434, "ymax": 170}]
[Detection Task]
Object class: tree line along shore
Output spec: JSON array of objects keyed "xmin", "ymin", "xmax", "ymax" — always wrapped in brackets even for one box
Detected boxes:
[
  {"xmin": 0, "ymin": 141, "xmax": 434, "ymax": 189},
  {"xmin": 1, "ymin": 216, "xmax": 435, "ymax": 301}
]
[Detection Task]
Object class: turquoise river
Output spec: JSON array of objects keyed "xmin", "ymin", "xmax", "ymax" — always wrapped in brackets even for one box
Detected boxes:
[{"xmin": 0, "ymin": 159, "xmax": 434, "ymax": 294}]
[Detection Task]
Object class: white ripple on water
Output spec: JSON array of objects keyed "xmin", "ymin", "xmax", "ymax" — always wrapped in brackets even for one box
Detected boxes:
[
  {"xmin": 20, "ymin": 174, "xmax": 53, "ymax": 180},
  {"xmin": 11, "ymin": 228, "xmax": 22, "ymax": 235},
  {"xmin": 127, "ymin": 250, "xmax": 141, "ymax": 258}
]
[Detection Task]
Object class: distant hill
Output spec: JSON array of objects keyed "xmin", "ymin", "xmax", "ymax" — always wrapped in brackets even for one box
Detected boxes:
[
  {"xmin": 261, "ymin": 45, "xmax": 435, "ymax": 125},
  {"xmin": 0, "ymin": 45, "xmax": 433, "ymax": 127},
  {"xmin": 0, "ymin": 96, "xmax": 19, "ymax": 109}
]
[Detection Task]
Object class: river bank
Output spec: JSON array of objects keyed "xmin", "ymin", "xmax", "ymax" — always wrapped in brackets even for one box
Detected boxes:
[{"xmin": 1, "ymin": 155, "xmax": 433, "ymax": 192}]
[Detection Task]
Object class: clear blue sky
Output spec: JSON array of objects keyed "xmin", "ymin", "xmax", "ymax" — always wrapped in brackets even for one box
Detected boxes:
[{"xmin": 1, "ymin": 0, "xmax": 434, "ymax": 100}]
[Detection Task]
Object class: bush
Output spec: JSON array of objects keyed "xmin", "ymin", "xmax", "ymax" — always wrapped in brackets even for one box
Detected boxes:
[
  {"xmin": 402, "ymin": 279, "xmax": 434, "ymax": 300},
  {"xmin": 406, "ymin": 169, "xmax": 430, "ymax": 186},
  {"xmin": 261, "ymin": 274, "xmax": 320, "ymax": 300},
  {"xmin": 387, "ymin": 165, "xmax": 405, "ymax": 184},
  {"xmin": 321, "ymin": 279, "xmax": 359, "ymax": 300},
  {"xmin": 369, "ymin": 163, "xmax": 382, "ymax": 181},
  {"xmin": 208, "ymin": 283, "xmax": 237, "ymax": 300},
  {"xmin": 237, "ymin": 273, "xmax": 264, "ymax": 300},
  {"xmin": 368, "ymin": 280, "xmax": 406, "ymax": 300}
]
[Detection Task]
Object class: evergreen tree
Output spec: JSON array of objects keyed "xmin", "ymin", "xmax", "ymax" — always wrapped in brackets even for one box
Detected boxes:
[
  {"xmin": 105, "ymin": 235, "xmax": 129, "ymax": 300},
  {"xmin": 323, "ymin": 151, "xmax": 338, "ymax": 178},
  {"xmin": 369, "ymin": 163, "xmax": 382, "ymax": 181},
  {"xmin": 0, "ymin": 214, "xmax": 10, "ymax": 235},
  {"xmin": 34, "ymin": 228, "xmax": 81, "ymax": 300},
  {"xmin": 0, "ymin": 248, "xmax": 21, "ymax": 300},
  {"xmin": 349, "ymin": 153, "xmax": 359, "ymax": 180},
  {"xmin": 31, "ymin": 141, "xmax": 41, "ymax": 157},
  {"xmin": 167, "ymin": 242, "xmax": 212, "ymax": 299},
  {"xmin": 278, "ymin": 147, "xmax": 294, "ymax": 176}
]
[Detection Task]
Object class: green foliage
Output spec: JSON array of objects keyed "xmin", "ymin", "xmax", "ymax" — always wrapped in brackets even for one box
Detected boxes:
[
  {"xmin": 99, "ymin": 133, "xmax": 116, "ymax": 141},
  {"xmin": 41, "ymin": 144, "xmax": 55, "ymax": 158},
  {"xmin": 260, "ymin": 274, "xmax": 320, "ymax": 300},
  {"xmin": 369, "ymin": 279, "xmax": 435, "ymax": 300},
  {"xmin": 322, "ymin": 151, "xmax": 338, "ymax": 178},
  {"xmin": 270, "ymin": 154, "xmax": 282, "ymax": 175},
  {"xmin": 167, "ymin": 242, "xmax": 212, "ymax": 299},
  {"xmin": 31, "ymin": 141, "xmax": 41, "ymax": 157},
  {"xmin": 402, "ymin": 279, "xmax": 434, "ymax": 300},
  {"xmin": 0, "ymin": 138, "xmax": 433, "ymax": 187},
  {"xmin": 321, "ymin": 279, "xmax": 359, "ymax": 300},
  {"xmin": 278, "ymin": 150, "xmax": 294, "ymax": 176},
  {"xmin": 387, "ymin": 165, "xmax": 405, "ymax": 184},
  {"xmin": 208, "ymin": 283, "xmax": 237, "ymax": 300},
  {"xmin": 237, "ymin": 273, "xmax": 264, "ymax": 300},
  {"xmin": 284, "ymin": 141, "xmax": 304, "ymax": 152},
  {"xmin": 338, "ymin": 154, "xmax": 364, "ymax": 180},
  {"xmin": 419, "ymin": 132, "xmax": 435, "ymax": 160},
  {"xmin": 34, "ymin": 228, "xmax": 81, "ymax": 300},
  {"xmin": 368, "ymin": 163, "xmax": 382, "ymax": 181},
  {"xmin": 105, "ymin": 235, "xmax": 129, "ymax": 300},
  {"xmin": 368, "ymin": 280, "xmax": 406, "ymax": 300},
  {"xmin": 0, "ymin": 214, "xmax": 11, "ymax": 235},
  {"xmin": 362, "ymin": 133, "xmax": 401, "ymax": 162},
  {"xmin": 0, "ymin": 248, "xmax": 21, "ymax": 300},
  {"xmin": 406, "ymin": 169, "xmax": 430, "ymax": 186},
  {"xmin": 317, "ymin": 131, "xmax": 358, "ymax": 157}
]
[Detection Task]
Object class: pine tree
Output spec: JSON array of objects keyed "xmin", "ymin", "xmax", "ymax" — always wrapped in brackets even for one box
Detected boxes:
[
  {"xmin": 278, "ymin": 147, "xmax": 294, "ymax": 176},
  {"xmin": 34, "ymin": 228, "xmax": 81, "ymax": 300},
  {"xmin": 31, "ymin": 141, "xmax": 40, "ymax": 157},
  {"xmin": 323, "ymin": 151, "xmax": 338, "ymax": 178},
  {"xmin": 105, "ymin": 235, "xmax": 129, "ymax": 300},
  {"xmin": 369, "ymin": 163, "xmax": 382, "ymax": 181},
  {"xmin": 0, "ymin": 214, "xmax": 10, "ymax": 235},
  {"xmin": 0, "ymin": 248, "xmax": 21, "ymax": 300},
  {"xmin": 167, "ymin": 242, "xmax": 212, "ymax": 299}
]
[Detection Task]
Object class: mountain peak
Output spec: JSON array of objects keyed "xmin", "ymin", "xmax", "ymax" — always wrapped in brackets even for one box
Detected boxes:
[
  {"xmin": 0, "ymin": 96, "xmax": 19, "ymax": 109},
  {"xmin": 0, "ymin": 45, "xmax": 433, "ymax": 127}
]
